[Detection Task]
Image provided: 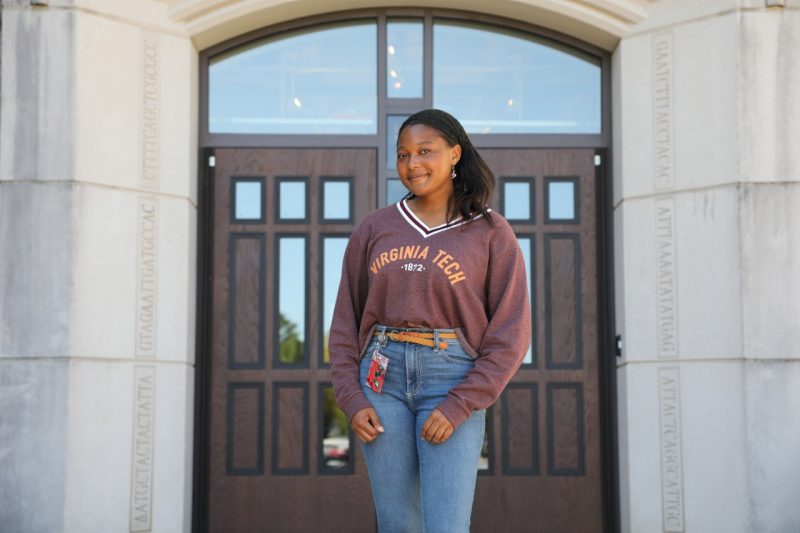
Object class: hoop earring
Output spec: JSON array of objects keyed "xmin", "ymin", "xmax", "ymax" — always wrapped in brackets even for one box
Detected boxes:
[{"xmin": 451, "ymin": 166, "xmax": 457, "ymax": 180}]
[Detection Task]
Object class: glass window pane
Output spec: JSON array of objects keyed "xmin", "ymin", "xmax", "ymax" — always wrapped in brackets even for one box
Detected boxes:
[
  {"xmin": 386, "ymin": 115, "xmax": 409, "ymax": 170},
  {"xmin": 433, "ymin": 21, "xmax": 601, "ymax": 134},
  {"xmin": 504, "ymin": 181, "xmax": 532, "ymax": 220},
  {"xmin": 548, "ymin": 181, "xmax": 576, "ymax": 220},
  {"xmin": 387, "ymin": 20, "xmax": 423, "ymax": 98},
  {"xmin": 323, "ymin": 181, "xmax": 350, "ymax": 220},
  {"xmin": 234, "ymin": 180, "xmax": 262, "ymax": 220},
  {"xmin": 517, "ymin": 237, "xmax": 533, "ymax": 365},
  {"xmin": 279, "ymin": 181, "xmax": 306, "ymax": 220},
  {"xmin": 478, "ymin": 408, "xmax": 492, "ymax": 471},
  {"xmin": 278, "ymin": 237, "xmax": 306, "ymax": 364},
  {"xmin": 209, "ymin": 22, "xmax": 377, "ymax": 134},
  {"xmin": 321, "ymin": 386, "xmax": 351, "ymax": 470},
  {"xmin": 387, "ymin": 179, "xmax": 407, "ymax": 206},
  {"xmin": 322, "ymin": 237, "xmax": 348, "ymax": 364}
]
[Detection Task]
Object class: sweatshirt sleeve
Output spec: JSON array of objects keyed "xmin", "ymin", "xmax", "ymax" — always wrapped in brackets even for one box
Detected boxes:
[
  {"xmin": 328, "ymin": 226, "xmax": 373, "ymax": 421},
  {"xmin": 435, "ymin": 219, "xmax": 532, "ymax": 429}
]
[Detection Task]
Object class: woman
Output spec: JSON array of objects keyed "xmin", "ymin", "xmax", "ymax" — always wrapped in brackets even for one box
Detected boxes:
[{"xmin": 329, "ymin": 109, "xmax": 531, "ymax": 532}]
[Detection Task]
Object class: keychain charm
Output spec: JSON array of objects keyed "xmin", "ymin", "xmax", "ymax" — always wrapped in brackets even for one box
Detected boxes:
[{"xmin": 366, "ymin": 348, "xmax": 389, "ymax": 394}]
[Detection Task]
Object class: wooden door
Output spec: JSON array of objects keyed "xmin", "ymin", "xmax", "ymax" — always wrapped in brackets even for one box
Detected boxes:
[
  {"xmin": 472, "ymin": 148, "xmax": 604, "ymax": 532},
  {"xmin": 206, "ymin": 148, "xmax": 377, "ymax": 532},
  {"xmin": 203, "ymin": 147, "xmax": 607, "ymax": 532}
]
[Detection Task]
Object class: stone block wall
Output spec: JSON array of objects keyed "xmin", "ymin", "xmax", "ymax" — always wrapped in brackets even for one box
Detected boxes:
[
  {"xmin": 612, "ymin": 2, "xmax": 800, "ymax": 531},
  {"xmin": 0, "ymin": 2, "xmax": 198, "ymax": 531}
]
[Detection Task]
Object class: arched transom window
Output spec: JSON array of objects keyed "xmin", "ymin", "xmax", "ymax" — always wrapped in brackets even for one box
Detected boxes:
[
  {"xmin": 202, "ymin": 11, "xmax": 608, "ymax": 206},
  {"xmin": 207, "ymin": 16, "xmax": 602, "ymax": 136}
]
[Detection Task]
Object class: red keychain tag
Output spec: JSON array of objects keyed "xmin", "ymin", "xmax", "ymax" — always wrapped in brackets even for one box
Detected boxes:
[{"xmin": 366, "ymin": 349, "xmax": 389, "ymax": 394}]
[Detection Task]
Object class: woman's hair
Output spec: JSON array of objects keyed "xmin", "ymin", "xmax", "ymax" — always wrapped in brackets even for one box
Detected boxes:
[{"xmin": 397, "ymin": 108, "xmax": 494, "ymax": 224}]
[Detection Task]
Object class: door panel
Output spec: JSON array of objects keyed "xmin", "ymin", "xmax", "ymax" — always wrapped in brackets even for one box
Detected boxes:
[
  {"xmin": 473, "ymin": 149, "xmax": 603, "ymax": 532},
  {"xmin": 208, "ymin": 149, "xmax": 377, "ymax": 533}
]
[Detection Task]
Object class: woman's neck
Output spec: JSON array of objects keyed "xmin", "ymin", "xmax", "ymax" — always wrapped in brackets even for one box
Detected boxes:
[{"xmin": 407, "ymin": 196, "xmax": 452, "ymax": 227}]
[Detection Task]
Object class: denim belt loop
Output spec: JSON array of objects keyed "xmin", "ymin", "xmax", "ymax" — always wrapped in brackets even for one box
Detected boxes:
[{"xmin": 433, "ymin": 329, "xmax": 440, "ymax": 352}]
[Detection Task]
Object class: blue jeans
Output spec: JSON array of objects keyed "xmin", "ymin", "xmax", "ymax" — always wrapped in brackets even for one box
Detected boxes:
[{"xmin": 358, "ymin": 326, "xmax": 486, "ymax": 533}]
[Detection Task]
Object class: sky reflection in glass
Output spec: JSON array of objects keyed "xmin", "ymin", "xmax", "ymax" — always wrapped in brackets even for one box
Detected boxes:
[
  {"xmin": 434, "ymin": 21, "xmax": 601, "ymax": 134},
  {"xmin": 210, "ymin": 22, "xmax": 377, "ymax": 134},
  {"xmin": 279, "ymin": 237, "xmax": 306, "ymax": 363},
  {"xmin": 279, "ymin": 181, "xmax": 306, "ymax": 220},
  {"xmin": 323, "ymin": 181, "xmax": 350, "ymax": 220},
  {"xmin": 517, "ymin": 237, "xmax": 533, "ymax": 364},
  {"xmin": 235, "ymin": 181, "xmax": 261, "ymax": 220},
  {"xmin": 549, "ymin": 181, "xmax": 576, "ymax": 220},
  {"xmin": 323, "ymin": 238, "xmax": 348, "ymax": 363},
  {"xmin": 504, "ymin": 181, "xmax": 532, "ymax": 220},
  {"xmin": 387, "ymin": 20, "xmax": 423, "ymax": 98}
]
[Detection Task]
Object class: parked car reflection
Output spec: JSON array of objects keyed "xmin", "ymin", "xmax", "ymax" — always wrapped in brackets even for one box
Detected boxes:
[{"xmin": 323, "ymin": 435, "xmax": 350, "ymax": 468}]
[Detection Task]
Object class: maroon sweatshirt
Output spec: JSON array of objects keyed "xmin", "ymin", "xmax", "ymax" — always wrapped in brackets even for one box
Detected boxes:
[{"xmin": 329, "ymin": 199, "xmax": 532, "ymax": 429}]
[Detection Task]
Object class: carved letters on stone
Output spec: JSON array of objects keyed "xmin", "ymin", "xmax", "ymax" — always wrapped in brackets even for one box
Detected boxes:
[
  {"xmin": 653, "ymin": 32, "xmax": 674, "ymax": 191},
  {"xmin": 130, "ymin": 365, "xmax": 156, "ymax": 532},
  {"xmin": 653, "ymin": 32, "xmax": 684, "ymax": 533},
  {"xmin": 131, "ymin": 29, "xmax": 160, "ymax": 533},
  {"xmin": 655, "ymin": 197, "xmax": 677, "ymax": 359},
  {"xmin": 658, "ymin": 367, "xmax": 685, "ymax": 532},
  {"xmin": 140, "ymin": 31, "xmax": 159, "ymax": 190},
  {"xmin": 655, "ymin": 199, "xmax": 682, "ymax": 533},
  {"xmin": 136, "ymin": 197, "xmax": 158, "ymax": 358}
]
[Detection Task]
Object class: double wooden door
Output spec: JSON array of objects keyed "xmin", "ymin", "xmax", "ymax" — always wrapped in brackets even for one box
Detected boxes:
[{"xmin": 201, "ymin": 147, "xmax": 607, "ymax": 532}]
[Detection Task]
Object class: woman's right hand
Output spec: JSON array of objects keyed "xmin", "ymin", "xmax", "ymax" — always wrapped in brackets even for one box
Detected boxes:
[{"xmin": 351, "ymin": 407, "xmax": 384, "ymax": 443}]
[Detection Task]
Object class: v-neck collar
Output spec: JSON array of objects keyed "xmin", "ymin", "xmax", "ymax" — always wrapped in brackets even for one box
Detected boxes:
[{"xmin": 396, "ymin": 199, "xmax": 486, "ymax": 239}]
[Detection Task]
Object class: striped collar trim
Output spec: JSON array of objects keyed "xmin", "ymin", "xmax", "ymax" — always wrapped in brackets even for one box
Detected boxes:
[{"xmin": 396, "ymin": 199, "xmax": 487, "ymax": 239}]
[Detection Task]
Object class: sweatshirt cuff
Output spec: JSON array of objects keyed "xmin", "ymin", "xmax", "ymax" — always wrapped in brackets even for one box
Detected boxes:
[
  {"xmin": 436, "ymin": 395, "xmax": 472, "ymax": 430},
  {"xmin": 341, "ymin": 391, "xmax": 373, "ymax": 422}
]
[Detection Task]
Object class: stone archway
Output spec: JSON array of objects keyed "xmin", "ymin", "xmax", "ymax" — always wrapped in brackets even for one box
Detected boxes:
[{"xmin": 162, "ymin": 0, "xmax": 647, "ymax": 51}]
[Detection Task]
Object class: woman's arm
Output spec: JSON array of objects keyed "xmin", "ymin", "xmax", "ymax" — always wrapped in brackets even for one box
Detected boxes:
[
  {"xmin": 435, "ymin": 220, "xmax": 532, "ymax": 429},
  {"xmin": 328, "ymin": 228, "xmax": 374, "ymax": 422}
]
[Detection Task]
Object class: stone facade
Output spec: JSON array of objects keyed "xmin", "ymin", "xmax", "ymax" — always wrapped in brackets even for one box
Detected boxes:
[
  {"xmin": 1, "ymin": 2, "xmax": 196, "ymax": 531},
  {"xmin": 613, "ymin": 2, "xmax": 800, "ymax": 531},
  {"xmin": 0, "ymin": 0, "xmax": 797, "ymax": 531}
]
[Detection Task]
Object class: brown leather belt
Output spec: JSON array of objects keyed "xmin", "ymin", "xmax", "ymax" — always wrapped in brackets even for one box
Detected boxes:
[{"xmin": 373, "ymin": 330, "xmax": 458, "ymax": 350}]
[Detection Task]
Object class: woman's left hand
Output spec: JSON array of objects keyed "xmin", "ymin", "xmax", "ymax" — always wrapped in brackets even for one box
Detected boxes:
[{"xmin": 421, "ymin": 408, "xmax": 455, "ymax": 444}]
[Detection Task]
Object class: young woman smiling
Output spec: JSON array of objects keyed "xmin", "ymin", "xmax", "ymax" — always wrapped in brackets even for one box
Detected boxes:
[{"xmin": 329, "ymin": 109, "xmax": 531, "ymax": 532}]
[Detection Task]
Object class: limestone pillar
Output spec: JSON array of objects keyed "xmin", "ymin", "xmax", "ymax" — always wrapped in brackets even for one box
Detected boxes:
[
  {"xmin": 612, "ymin": 1, "xmax": 800, "ymax": 531},
  {"xmin": 0, "ymin": 1, "xmax": 198, "ymax": 531}
]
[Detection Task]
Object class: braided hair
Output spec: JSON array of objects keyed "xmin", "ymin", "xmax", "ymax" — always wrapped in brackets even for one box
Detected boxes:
[{"xmin": 397, "ymin": 109, "xmax": 495, "ymax": 225}]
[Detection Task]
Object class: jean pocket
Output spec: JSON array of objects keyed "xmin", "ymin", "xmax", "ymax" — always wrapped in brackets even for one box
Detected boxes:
[{"xmin": 441, "ymin": 341, "xmax": 476, "ymax": 366}]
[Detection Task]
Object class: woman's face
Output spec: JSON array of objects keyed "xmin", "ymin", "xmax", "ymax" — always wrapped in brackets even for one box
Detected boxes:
[{"xmin": 396, "ymin": 124, "xmax": 461, "ymax": 201}]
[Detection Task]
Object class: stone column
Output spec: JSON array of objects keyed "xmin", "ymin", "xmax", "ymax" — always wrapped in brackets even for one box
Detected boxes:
[
  {"xmin": 613, "ymin": 1, "xmax": 800, "ymax": 532},
  {"xmin": 0, "ymin": 1, "xmax": 197, "ymax": 531}
]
